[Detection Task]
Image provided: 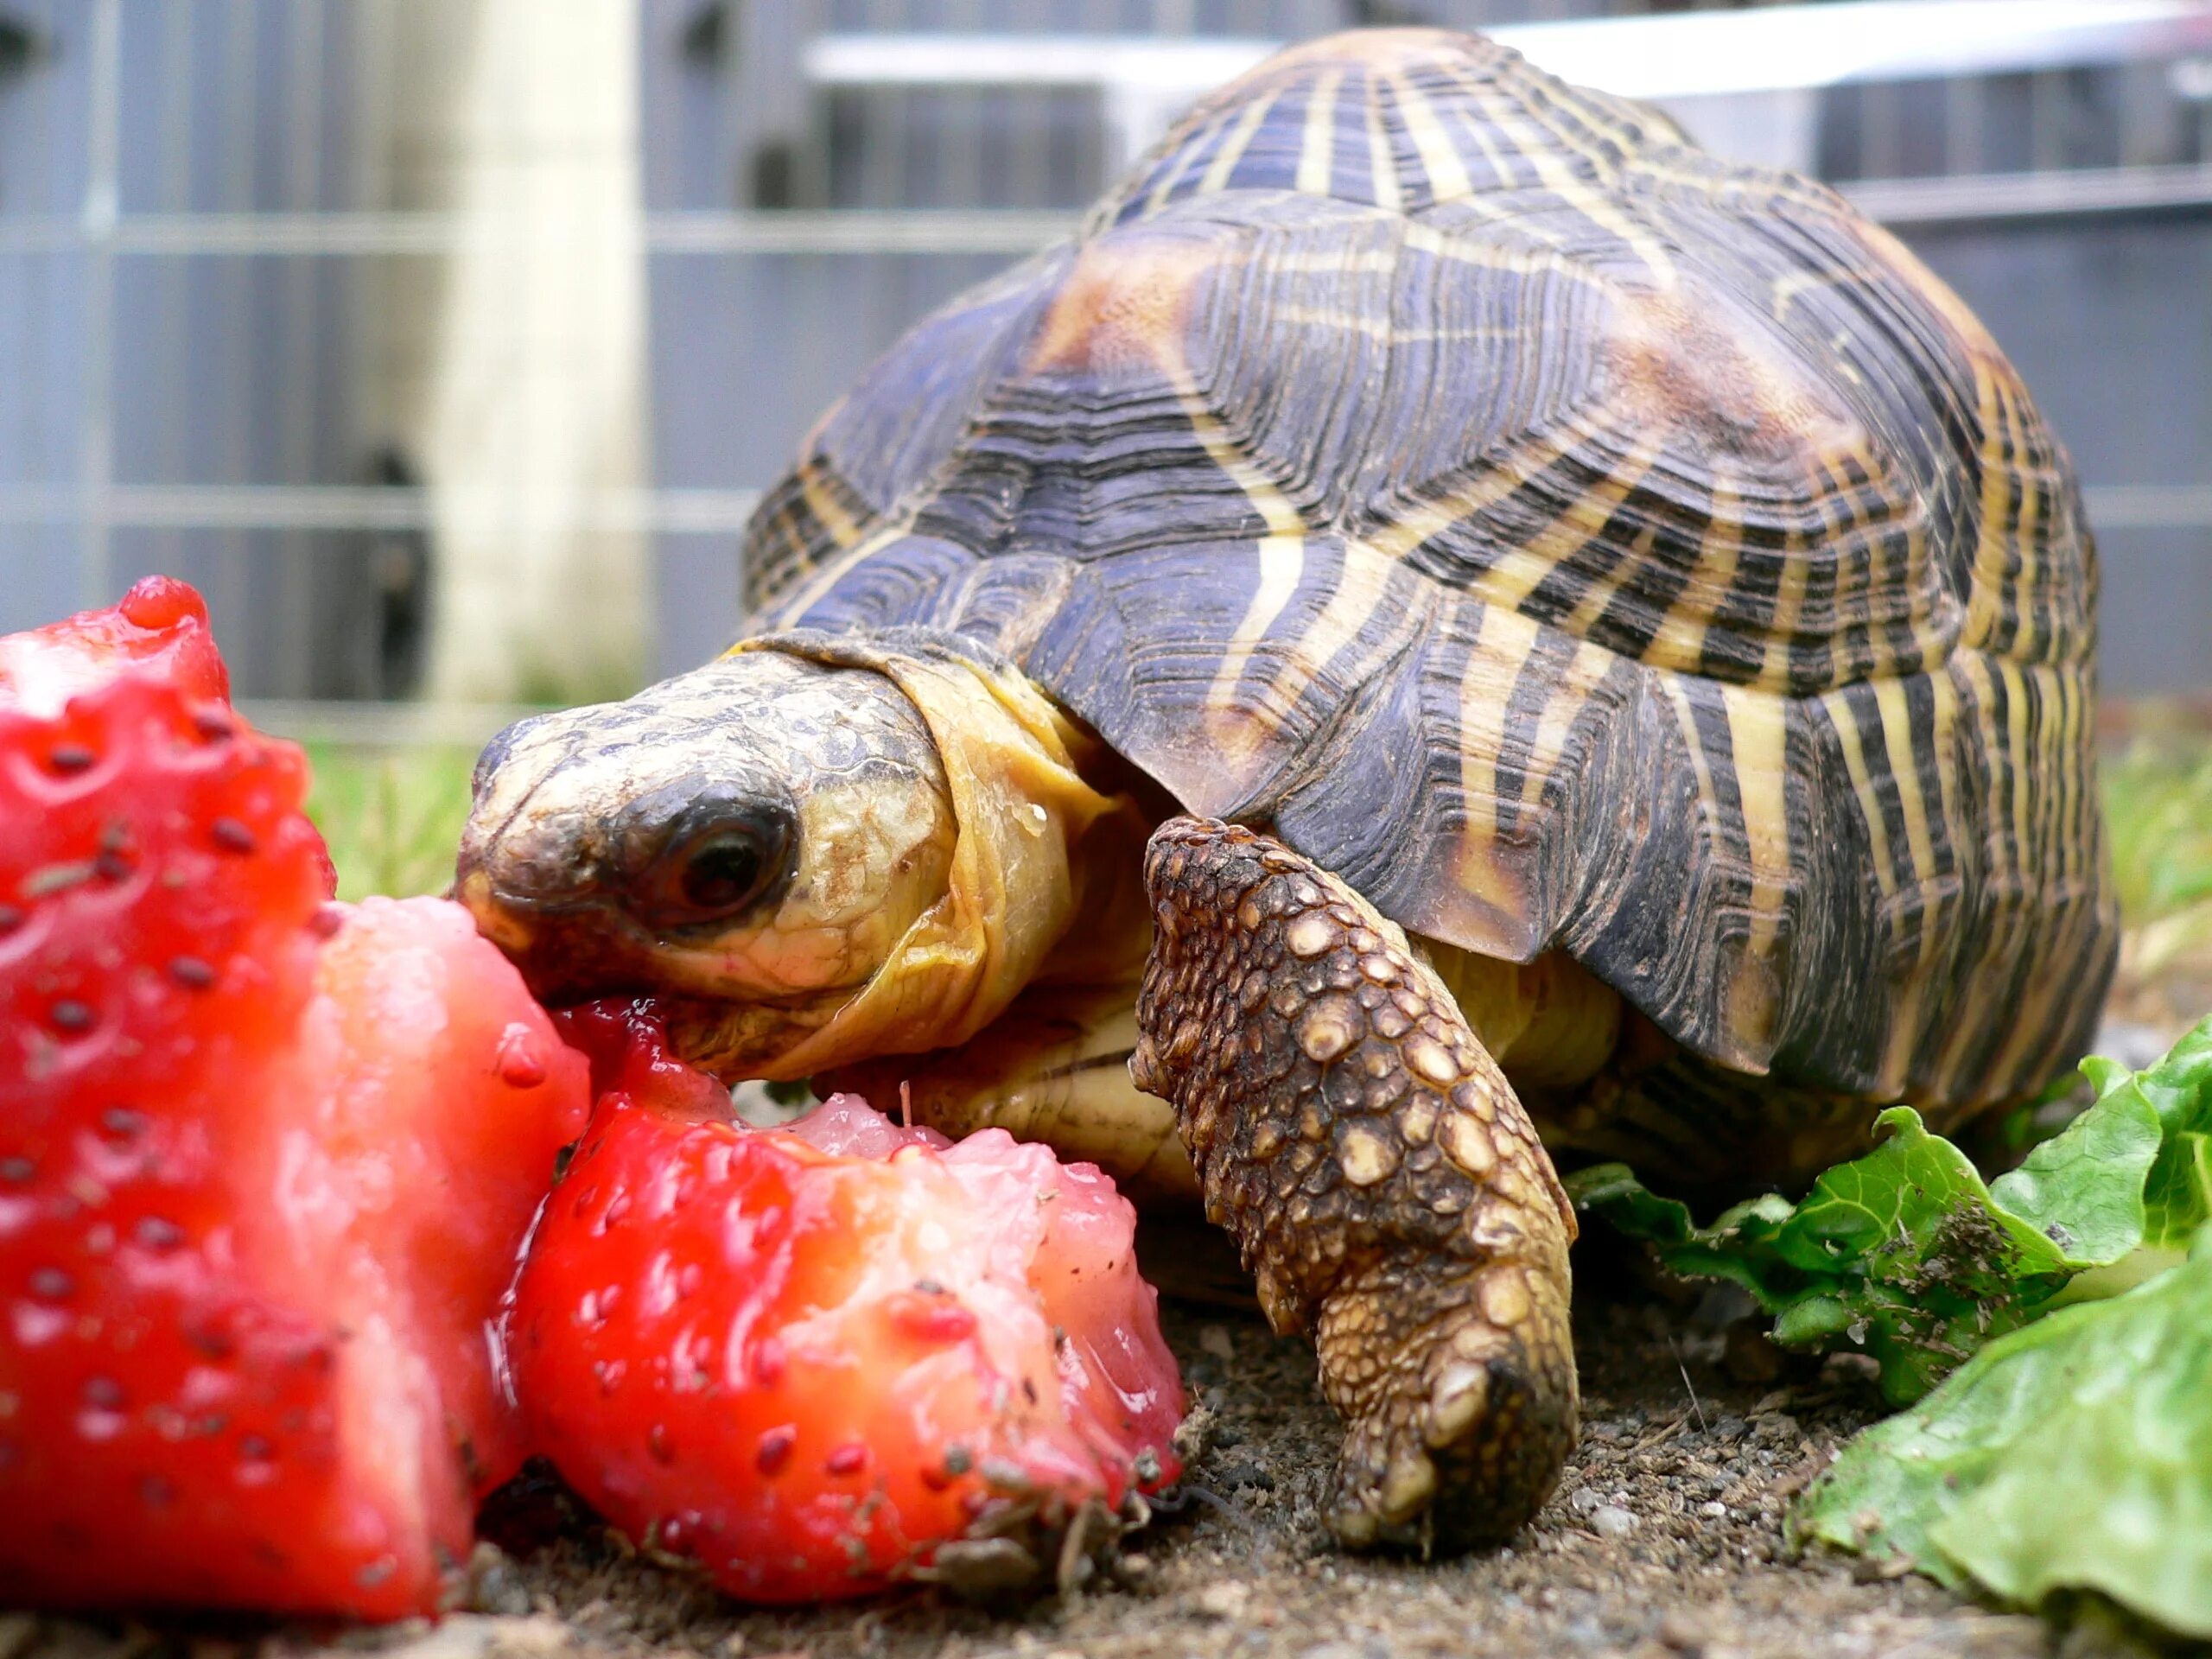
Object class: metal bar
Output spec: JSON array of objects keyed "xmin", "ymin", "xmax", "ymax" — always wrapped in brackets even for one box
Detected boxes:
[
  {"xmin": 245, "ymin": 686, "xmax": 2212, "ymax": 754},
  {"xmin": 0, "ymin": 208, "xmax": 1083, "ymax": 255},
  {"xmin": 0, "ymin": 483, "xmax": 766, "ymax": 534},
  {"xmin": 76, "ymin": 0, "xmax": 121, "ymax": 610},
  {"xmin": 2, "ymin": 480, "xmax": 2204, "ymax": 535},
  {"xmin": 645, "ymin": 207, "xmax": 1075, "ymax": 251},
  {"xmin": 1838, "ymin": 159, "xmax": 2212, "ymax": 221},
  {"xmin": 277, "ymin": 0, "xmax": 328, "ymax": 699},
  {"xmin": 218, "ymin": 0, "xmax": 261, "ymax": 657},
  {"xmin": 151, "ymin": 0, "xmax": 196, "ymax": 584},
  {"xmin": 1862, "ymin": 78, "xmax": 1904, "ymax": 182},
  {"xmin": 1943, "ymin": 64, "xmax": 1986, "ymax": 176},
  {"xmin": 804, "ymin": 4, "xmax": 2212, "ymax": 105},
  {"xmin": 2031, "ymin": 67, "xmax": 2066, "ymax": 174},
  {"xmin": 1, "ymin": 158, "xmax": 2208, "ymax": 264},
  {"xmin": 805, "ymin": 32, "xmax": 1274, "ymax": 94},
  {"xmin": 240, "ymin": 698, "xmax": 552, "ymax": 748}
]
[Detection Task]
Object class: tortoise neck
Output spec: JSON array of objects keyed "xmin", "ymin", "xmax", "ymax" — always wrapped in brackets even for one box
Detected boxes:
[
  {"xmin": 1414, "ymin": 940, "xmax": 1621, "ymax": 1092},
  {"xmin": 728, "ymin": 632, "xmax": 1136, "ymax": 1077}
]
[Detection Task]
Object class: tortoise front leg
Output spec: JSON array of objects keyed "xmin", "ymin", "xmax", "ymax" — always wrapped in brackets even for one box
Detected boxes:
[{"xmin": 1131, "ymin": 818, "xmax": 1578, "ymax": 1550}]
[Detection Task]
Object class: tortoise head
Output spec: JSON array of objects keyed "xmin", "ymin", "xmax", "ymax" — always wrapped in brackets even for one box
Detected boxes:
[{"xmin": 455, "ymin": 647, "xmax": 957, "ymax": 1077}]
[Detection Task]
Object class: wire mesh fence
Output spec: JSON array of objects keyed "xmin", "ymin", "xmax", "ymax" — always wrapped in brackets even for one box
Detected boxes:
[{"xmin": 1, "ymin": 0, "xmax": 2209, "ymax": 721}]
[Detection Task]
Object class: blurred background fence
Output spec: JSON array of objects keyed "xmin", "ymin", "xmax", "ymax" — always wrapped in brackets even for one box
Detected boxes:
[{"xmin": 2, "ymin": 0, "xmax": 2210, "ymax": 741}]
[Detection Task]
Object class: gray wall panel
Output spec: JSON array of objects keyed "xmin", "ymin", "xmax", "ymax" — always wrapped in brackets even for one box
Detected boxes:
[{"xmin": 1903, "ymin": 215, "xmax": 2212, "ymax": 695}]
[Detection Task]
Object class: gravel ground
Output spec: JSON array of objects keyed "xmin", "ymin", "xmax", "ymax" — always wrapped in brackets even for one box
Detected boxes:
[{"xmin": 11, "ymin": 1236, "xmax": 2186, "ymax": 1659}]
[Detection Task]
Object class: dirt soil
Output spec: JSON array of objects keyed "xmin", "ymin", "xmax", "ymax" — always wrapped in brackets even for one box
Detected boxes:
[{"xmin": 13, "ymin": 1237, "xmax": 2177, "ymax": 1659}]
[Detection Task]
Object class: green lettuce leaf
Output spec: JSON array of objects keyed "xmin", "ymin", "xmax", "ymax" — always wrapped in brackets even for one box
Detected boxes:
[
  {"xmin": 1791, "ymin": 1230, "xmax": 2212, "ymax": 1637},
  {"xmin": 1566, "ymin": 1061, "xmax": 2170, "ymax": 1404},
  {"xmin": 2077, "ymin": 1017, "xmax": 2212, "ymax": 1249}
]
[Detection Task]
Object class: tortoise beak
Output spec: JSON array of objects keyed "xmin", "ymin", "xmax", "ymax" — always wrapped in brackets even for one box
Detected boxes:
[{"xmin": 453, "ymin": 864, "xmax": 537, "ymax": 953}]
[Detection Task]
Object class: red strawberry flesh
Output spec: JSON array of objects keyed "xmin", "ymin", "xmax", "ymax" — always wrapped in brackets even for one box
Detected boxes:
[
  {"xmin": 270, "ymin": 896, "xmax": 594, "ymax": 1501},
  {"xmin": 0, "ymin": 584, "xmax": 588, "ymax": 1617},
  {"xmin": 513, "ymin": 1004, "xmax": 1185, "ymax": 1603},
  {"xmin": 0, "ymin": 575, "xmax": 229, "ymax": 719}
]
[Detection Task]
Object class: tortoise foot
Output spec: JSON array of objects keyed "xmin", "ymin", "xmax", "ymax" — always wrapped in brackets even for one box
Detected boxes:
[
  {"xmin": 1132, "ymin": 817, "xmax": 1578, "ymax": 1551},
  {"xmin": 1321, "ymin": 1254, "xmax": 1576, "ymax": 1548}
]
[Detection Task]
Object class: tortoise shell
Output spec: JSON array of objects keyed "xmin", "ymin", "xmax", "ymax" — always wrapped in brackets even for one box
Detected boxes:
[{"xmin": 740, "ymin": 28, "xmax": 2117, "ymax": 1111}]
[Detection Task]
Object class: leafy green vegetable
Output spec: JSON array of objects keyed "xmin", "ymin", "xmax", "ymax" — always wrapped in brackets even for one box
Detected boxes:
[
  {"xmin": 1579, "ymin": 1018, "xmax": 2212, "ymax": 1634},
  {"xmin": 2077, "ymin": 1018, "xmax": 2212, "ymax": 1250},
  {"xmin": 1793, "ymin": 1228, "xmax": 2212, "ymax": 1637},
  {"xmin": 1567, "ymin": 1059, "xmax": 2172, "ymax": 1404}
]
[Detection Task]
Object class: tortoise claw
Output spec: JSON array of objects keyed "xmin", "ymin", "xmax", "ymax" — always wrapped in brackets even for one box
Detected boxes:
[
  {"xmin": 1321, "ymin": 1254, "xmax": 1576, "ymax": 1550},
  {"xmin": 1132, "ymin": 817, "xmax": 1578, "ymax": 1549}
]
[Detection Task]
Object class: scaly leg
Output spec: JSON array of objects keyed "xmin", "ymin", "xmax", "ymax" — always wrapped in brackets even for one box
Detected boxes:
[{"xmin": 1132, "ymin": 818, "xmax": 1578, "ymax": 1550}]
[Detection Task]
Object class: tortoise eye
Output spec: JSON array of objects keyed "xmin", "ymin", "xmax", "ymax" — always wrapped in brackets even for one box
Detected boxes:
[
  {"xmin": 677, "ymin": 833, "xmax": 767, "ymax": 916},
  {"xmin": 634, "ymin": 799, "xmax": 796, "ymax": 932}
]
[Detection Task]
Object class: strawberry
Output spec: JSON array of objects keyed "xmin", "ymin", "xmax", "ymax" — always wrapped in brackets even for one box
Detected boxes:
[
  {"xmin": 271, "ymin": 896, "xmax": 594, "ymax": 1503},
  {"xmin": 0, "ymin": 585, "xmax": 589, "ymax": 1617},
  {"xmin": 0, "ymin": 575, "xmax": 229, "ymax": 717},
  {"xmin": 512, "ymin": 1003, "xmax": 1185, "ymax": 1603}
]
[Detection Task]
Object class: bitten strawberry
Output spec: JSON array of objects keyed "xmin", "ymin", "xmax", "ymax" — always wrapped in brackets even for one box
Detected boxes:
[
  {"xmin": 0, "ymin": 574, "xmax": 229, "ymax": 716},
  {"xmin": 0, "ymin": 585, "xmax": 588, "ymax": 1618},
  {"xmin": 272, "ymin": 896, "xmax": 594, "ymax": 1503},
  {"xmin": 512, "ymin": 1003, "xmax": 1185, "ymax": 1603}
]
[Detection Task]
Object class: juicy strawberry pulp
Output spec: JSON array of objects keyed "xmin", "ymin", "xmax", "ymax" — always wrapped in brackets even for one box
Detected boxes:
[
  {"xmin": 0, "ymin": 574, "xmax": 228, "ymax": 718},
  {"xmin": 272, "ymin": 897, "xmax": 593, "ymax": 1503},
  {"xmin": 0, "ymin": 583, "xmax": 588, "ymax": 1616},
  {"xmin": 514, "ymin": 1006, "xmax": 1185, "ymax": 1603}
]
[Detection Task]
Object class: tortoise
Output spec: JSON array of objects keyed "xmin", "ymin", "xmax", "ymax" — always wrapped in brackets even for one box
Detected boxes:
[{"xmin": 455, "ymin": 28, "xmax": 2117, "ymax": 1552}]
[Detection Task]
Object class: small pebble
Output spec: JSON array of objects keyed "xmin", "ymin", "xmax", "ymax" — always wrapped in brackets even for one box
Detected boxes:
[
  {"xmin": 1194, "ymin": 1582, "xmax": 1250, "ymax": 1621},
  {"xmin": 465, "ymin": 1543, "xmax": 536, "ymax": 1618},
  {"xmin": 1591, "ymin": 1504, "xmax": 1637, "ymax": 1538},
  {"xmin": 1723, "ymin": 1324, "xmax": 1785, "ymax": 1385}
]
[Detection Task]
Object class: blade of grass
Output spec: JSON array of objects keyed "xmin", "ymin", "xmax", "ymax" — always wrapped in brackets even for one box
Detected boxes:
[{"xmin": 304, "ymin": 741, "xmax": 480, "ymax": 901}]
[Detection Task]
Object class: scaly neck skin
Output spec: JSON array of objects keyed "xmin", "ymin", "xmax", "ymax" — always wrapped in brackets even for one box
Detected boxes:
[
  {"xmin": 1417, "ymin": 940, "xmax": 1621, "ymax": 1090},
  {"xmin": 709, "ymin": 633, "xmax": 1140, "ymax": 1081},
  {"xmin": 1033, "ymin": 748, "xmax": 1157, "ymax": 997},
  {"xmin": 993, "ymin": 760, "xmax": 1623, "ymax": 1086}
]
